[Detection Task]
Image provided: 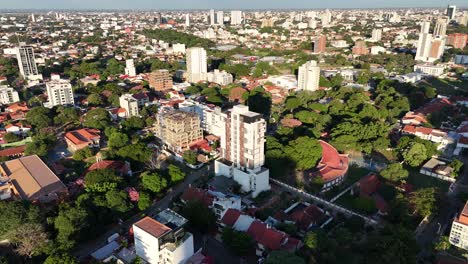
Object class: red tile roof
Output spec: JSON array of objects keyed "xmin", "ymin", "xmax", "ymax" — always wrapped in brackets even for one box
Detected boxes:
[
  {"xmin": 221, "ymin": 209, "xmax": 241, "ymax": 226},
  {"xmin": 246, "ymin": 221, "xmax": 287, "ymax": 251},
  {"xmin": 134, "ymin": 217, "xmax": 171, "ymax": 238},
  {"xmin": 289, "ymin": 204, "xmax": 325, "ymax": 230},
  {"xmin": 65, "ymin": 128, "xmax": 100, "ymax": 145},
  {"xmin": 317, "ymin": 140, "xmax": 349, "ymax": 182},
  {"xmin": 0, "ymin": 145, "xmax": 26, "ymax": 157},
  {"xmin": 359, "ymin": 174, "xmax": 380, "ymax": 196},
  {"xmin": 181, "ymin": 187, "xmax": 214, "ymax": 207},
  {"xmin": 86, "ymin": 160, "xmax": 129, "ymax": 176}
]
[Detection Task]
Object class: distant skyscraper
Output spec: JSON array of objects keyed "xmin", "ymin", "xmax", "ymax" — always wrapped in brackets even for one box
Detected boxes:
[
  {"xmin": 434, "ymin": 18, "xmax": 448, "ymax": 36},
  {"xmin": 209, "ymin": 9, "xmax": 216, "ymax": 25},
  {"xmin": 185, "ymin": 14, "xmax": 190, "ymax": 27},
  {"xmin": 216, "ymin": 11, "xmax": 224, "ymax": 25},
  {"xmin": 30, "ymin": 13, "xmax": 35, "ymax": 23},
  {"xmin": 186, "ymin": 47, "xmax": 207, "ymax": 83},
  {"xmin": 321, "ymin": 10, "xmax": 332, "ymax": 26},
  {"xmin": 371, "ymin": 28, "xmax": 382, "ymax": 41},
  {"xmin": 231, "ymin": 10, "xmax": 243, "ymax": 25},
  {"xmin": 156, "ymin": 13, "xmax": 163, "ymax": 24},
  {"xmin": 420, "ymin": 21, "xmax": 431, "ymax": 34},
  {"xmin": 312, "ymin": 35, "xmax": 326, "ymax": 53},
  {"xmin": 447, "ymin": 5, "xmax": 457, "ymax": 20},
  {"xmin": 429, "ymin": 38, "xmax": 445, "ymax": 60},
  {"xmin": 16, "ymin": 45, "xmax": 40, "ymax": 80},
  {"xmin": 125, "ymin": 59, "xmax": 136, "ymax": 77},
  {"xmin": 298, "ymin": 60, "xmax": 320, "ymax": 91},
  {"xmin": 415, "ymin": 32, "xmax": 433, "ymax": 61}
]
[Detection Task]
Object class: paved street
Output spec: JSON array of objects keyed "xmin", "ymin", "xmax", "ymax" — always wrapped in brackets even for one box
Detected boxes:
[{"xmin": 73, "ymin": 164, "xmax": 212, "ymax": 260}]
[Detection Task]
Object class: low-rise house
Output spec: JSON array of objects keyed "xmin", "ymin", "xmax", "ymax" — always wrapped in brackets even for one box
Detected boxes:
[
  {"xmin": 64, "ymin": 128, "xmax": 101, "ymax": 152},
  {"xmin": 316, "ymin": 140, "xmax": 349, "ymax": 191},
  {"xmin": 5, "ymin": 122, "xmax": 31, "ymax": 135},
  {"xmin": 86, "ymin": 160, "xmax": 132, "ymax": 177},
  {"xmin": 420, "ymin": 158, "xmax": 456, "ymax": 182},
  {"xmin": 0, "ymin": 145, "xmax": 26, "ymax": 159},
  {"xmin": 6, "ymin": 102, "xmax": 29, "ymax": 113},
  {"xmin": 449, "ymin": 202, "xmax": 468, "ymax": 250},
  {"xmin": 275, "ymin": 202, "xmax": 329, "ymax": 232},
  {"xmin": 356, "ymin": 173, "xmax": 388, "ymax": 215},
  {"xmin": 181, "ymin": 186, "xmax": 241, "ymax": 219},
  {"xmin": 401, "ymin": 125, "xmax": 453, "ymax": 150},
  {"xmin": 0, "ymin": 155, "xmax": 67, "ymax": 202}
]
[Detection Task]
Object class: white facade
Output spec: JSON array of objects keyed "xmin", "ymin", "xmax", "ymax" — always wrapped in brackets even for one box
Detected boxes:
[
  {"xmin": 449, "ymin": 203, "xmax": 468, "ymax": 250},
  {"xmin": 434, "ymin": 18, "xmax": 448, "ymax": 36},
  {"xmin": 298, "ymin": 60, "xmax": 320, "ymax": 91},
  {"xmin": 214, "ymin": 105, "xmax": 270, "ymax": 197},
  {"xmin": 45, "ymin": 75, "xmax": 74, "ymax": 107},
  {"xmin": 370, "ymin": 46, "xmax": 386, "ymax": 55},
  {"xmin": 216, "ymin": 11, "xmax": 224, "ymax": 25},
  {"xmin": 371, "ymin": 29, "xmax": 382, "ymax": 42},
  {"xmin": 124, "ymin": 59, "xmax": 136, "ymax": 77},
  {"xmin": 16, "ymin": 45, "xmax": 42, "ymax": 80},
  {"xmin": 186, "ymin": 47, "xmax": 207, "ymax": 83},
  {"xmin": 415, "ymin": 32, "xmax": 433, "ymax": 62},
  {"xmin": 231, "ymin": 11, "xmax": 243, "ymax": 25},
  {"xmin": 0, "ymin": 85, "xmax": 19, "ymax": 105},
  {"xmin": 185, "ymin": 14, "xmax": 190, "ymax": 27},
  {"xmin": 119, "ymin": 94, "xmax": 139, "ymax": 117},
  {"xmin": 173, "ymin": 43, "xmax": 186, "ymax": 54},
  {"xmin": 414, "ymin": 64, "xmax": 445, "ymax": 76},
  {"xmin": 207, "ymin": 69, "xmax": 233, "ymax": 86},
  {"xmin": 447, "ymin": 5, "xmax": 457, "ymax": 20},
  {"xmin": 133, "ymin": 209, "xmax": 194, "ymax": 264},
  {"xmin": 209, "ymin": 9, "xmax": 216, "ymax": 25}
]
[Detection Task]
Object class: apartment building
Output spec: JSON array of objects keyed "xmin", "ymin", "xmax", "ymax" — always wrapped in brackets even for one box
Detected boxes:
[
  {"xmin": 447, "ymin": 33, "xmax": 467, "ymax": 49},
  {"xmin": 186, "ymin": 47, "xmax": 207, "ymax": 83},
  {"xmin": 207, "ymin": 69, "xmax": 234, "ymax": 86},
  {"xmin": 148, "ymin": 69, "xmax": 173, "ymax": 91},
  {"xmin": 312, "ymin": 35, "xmax": 326, "ymax": 53},
  {"xmin": 352, "ymin": 40, "xmax": 369, "ymax": 55},
  {"xmin": 449, "ymin": 202, "xmax": 468, "ymax": 250},
  {"xmin": 124, "ymin": 59, "xmax": 136, "ymax": 77},
  {"xmin": 45, "ymin": 75, "xmax": 74, "ymax": 108},
  {"xmin": 297, "ymin": 60, "xmax": 320, "ymax": 91},
  {"xmin": 0, "ymin": 85, "xmax": 20, "ymax": 105},
  {"xmin": 215, "ymin": 105, "xmax": 270, "ymax": 198},
  {"xmin": 133, "ymin": 209, "xmax": 194, "ymax": 264},
  {"xmin": 16, "ymin": 45, "xmax": 42, "ymax": 80},
  {"xmin": 119, "ymin": 94, "xmax": 139, "ymax": 117},
  {"xmin": 154, "ymin": 110, "xmax": 203, "ymax": 152}
]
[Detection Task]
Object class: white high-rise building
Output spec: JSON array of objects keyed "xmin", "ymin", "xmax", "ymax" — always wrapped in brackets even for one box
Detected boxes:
[
  {"xmin": 231, "ymin": 10, "xmax": 243, "ymax": 25},
  {"xmin": 209, "ymin": 9, "xmax": 216, "ymax": 25},
  {"xmin": 124, "ymin": 59, "xmax": 136, "ymax": 77},
  {"xmin": 173, "ymin": 43, "xmax": 186, "ymax": 54},
  {"xmin": 449, "ymin": 202, "xmax": 468, "ymax": 250},
  {"xmin": 371, "ymin": 28, "xmax": 382, "ymax": 42},
  {"xmin": 133, "ymin": 209, "xmax": 194, "ymax": 264},
  {"xmin": 447, "ymin": 5, "xmax": 457, "ymax": 20},
  {"xmin": 0, "ymin": 85, "xmax": 19, "ymax": 105},
  {"xmin": 185, "ymin": 13, "xmax": 190, "ymax": 27},
  {"xmin": 186, "ymin": 47, "xmax": 207, "ymax": 83},
  {"xmin": 119, "ymin": 94, "xmax": 139, "ymax": 117},
  {"xmin": 434, "ymin": 17, "xmax": 448, "ymax": 36},
  {"xmin": 45, "ymin": 75, "xmax": 74, "ymax": 108},
  {"xmin": 298, "ymin": 60, "xmax": 320, "ymax": 91},
  {"xmin": 214, "ymin": 105, "xmax": 270, "ymax": 198},
  {"xmin": 415, "ymin": 22, "xmax": 433, "ymax": 62},
  {"xmin": 31, "ymin": 13, "xmax": 35, "ymax": 23},
  {"xmin": 16, "ymin": 45, "xmax": 42, "ymax": 80},
  {"xmin": 216, "ymin": 11, "xmax": 224, "ymax": 25},
  {"xmin": 321, "ymin": 10, "xmax": 332, "ymax": 26}
]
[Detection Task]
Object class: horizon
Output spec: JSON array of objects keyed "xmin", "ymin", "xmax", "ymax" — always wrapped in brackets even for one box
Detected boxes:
[{"xmin": 0, "ymin": 0, "xmax": 467, "ymax": 10}]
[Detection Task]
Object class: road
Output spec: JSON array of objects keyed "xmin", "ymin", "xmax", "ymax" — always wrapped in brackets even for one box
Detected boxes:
[{"xmin": 73, "ymin": 163, "xmax": 212, "ymax": 260}]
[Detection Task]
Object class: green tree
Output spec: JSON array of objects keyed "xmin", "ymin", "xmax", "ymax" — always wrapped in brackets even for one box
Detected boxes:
[
  {"xmin": 122, "ymin": 116, "xmax": 145, "ymax": 130},
  {"xmin": 72, "ymin": 147, "xmax": 93, "ymax": 161},
  {"xmin": 352, "ymin": 197, "xmax": 376, "ymax": 214},
  {"xmin": 402, "ymin": 142, "xmax": 427, "ymax": 167},
  {"xmin": 183, "ymin": 150, "xmax": 198, "ymax": 165},
  {"xmin": 434, "ymin": 236, "xmax": 451, "ymax": 251},
  {"xmin": 26, "ymin": 107, "xmax": 52, "ymax": 129},
  {"xmin": 84, "ymin": 169, "xmax": 121, "ymax": 193},
  {"xmin": 265, "ymin": 251, "xmax": 306, "ymax": 264},
  {"xmin": 54, "ymin": 205, "xmax": 89, "ymax": 249},
  {"xmin": 108, "ymin": 132, "xmax": 129, "ymax": 149},
  {"xmin": 304, "ymin": 231, "xmax": 319, "ymax": 250},
  {"xmin": 380, "ymin": 163, "xmax": 409, "ymax": 182},
  {"xmin": 54, "ymin": 106, "xmax": 79, "ymax": 125},
  {"xmin": 3, "ymin": 132, "xmax": 19, "ymax": 143},
  {"xmin": 221, "ymin": 227, "xmax": 254, "ymax": 256},
  {"xmin": 138, "ymin": 192, "xmax": 152, "ymax": 210},
  {"xmin": 25, "ymin": 133, "xmax": 57, "ymax": 157},
  {"xmin": 168, "ymin": 164, "xmax": 186, "ymax": 183},
  {"xmin": 284, "ymin": 137, "xmax": 322, "ymax": 170},
  {"xmin": 284, "ymin": 97, "xmax": 301, "ymax": 112},
  {"xmin": 117, "ymin": 143, "xmax": 152, "ymax": 163},
  {"xmin": 181, "ymin": 201, "xmax": 216, "ymax": 233},
  {"xmin": 83, "ymin": 108, "xmax": 111, "ymax": 129},
  {"xmin": 450, "ymin": 159, "xmax": 463, "ymax": 178},
  {"xmin": 105, "ymin": 189, "xmax": 133, "ymax": 213},
  {"xmin": 410, "ymin": 188, "xmax": 438, "ymax": 217},
  {"xmin": 141, "ymin": 171, "xmax": 167, "ymax": 193},
  {"xmin": 7, "ymin": 223, "xmax": 48, "ymax": 258},
  {"xmin": 86, "ymin": 93, "xmax": 104, "ymax": 106},
  {"xmin": 44, "ymin": 253, "xmax": 78, "ymax": 264}
]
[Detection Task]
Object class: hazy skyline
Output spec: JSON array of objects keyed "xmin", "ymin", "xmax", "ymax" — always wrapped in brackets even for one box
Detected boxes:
[{"xmin": 0, "ymin": 0, "xmax": 467, "ymax": 10}]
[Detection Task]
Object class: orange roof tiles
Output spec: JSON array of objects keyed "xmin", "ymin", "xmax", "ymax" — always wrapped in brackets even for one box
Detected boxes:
[
  {"xmin": 317, "ymin": 140, "xmax": 349, "ymax": 182},
  {"xmin": 65, "ymin": 128, "xmax": 100, "ymax": 145},
  {"xmin": 134, "ymin": 217, "xmax": 171, "ymax": 238}
]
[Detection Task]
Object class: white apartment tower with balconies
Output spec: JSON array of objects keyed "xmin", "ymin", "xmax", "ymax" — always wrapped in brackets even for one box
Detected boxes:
[
  {"xmin": 215, "ymin": 105, "xmax": 270, "ymax": 197},
  {"xmin": 45, "ymin": 75, "xmax": 74, "ymax": 108},
  {"xmin": 186, "ymin": 47, "xmax": 207, "ymax": 83},
  {"xmin": 298, "ymin": 60, "xmax": 320, "ymax": 91},
  {"xmin": 119, "ymin": 93, "xmax": 139, "ymax": 117},
  {"xmin": 125, "ymin": 59, "xmax": 136, "ymax": 77},
  {"xmin": 231, "ymin": 10, "xmax": 243, "ymax": 25},
  {"xmin": 0, "ymin": 85, "xmax": 19, "ymax": 105},
  {"xmin": 16, "ymin": 45, "xmax": 42, "ymax": 81}
]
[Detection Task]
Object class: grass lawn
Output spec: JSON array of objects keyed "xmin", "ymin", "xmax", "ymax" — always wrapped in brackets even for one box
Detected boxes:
[
  {"xmin": 406, "ymin": 170, "xmax": 451, "ymax": 192},
  {"xmin": 420, "ymin": 78, "xmax": 468, "ymax": 96},
  {"xmin": 0, "ymin": 137, "xmax": 32, "ymax": 148}
]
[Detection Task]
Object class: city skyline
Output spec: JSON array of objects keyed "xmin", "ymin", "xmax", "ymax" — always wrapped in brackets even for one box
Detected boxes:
[{"xmin": 0, "ymin": 0, "xmax": 467, "ymax": 10}]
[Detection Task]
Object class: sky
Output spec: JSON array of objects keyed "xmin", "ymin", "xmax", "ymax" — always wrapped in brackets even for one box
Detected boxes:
[{"xmin": 0, "ymin": 0, "xmax": 466, "ymax": 10}]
